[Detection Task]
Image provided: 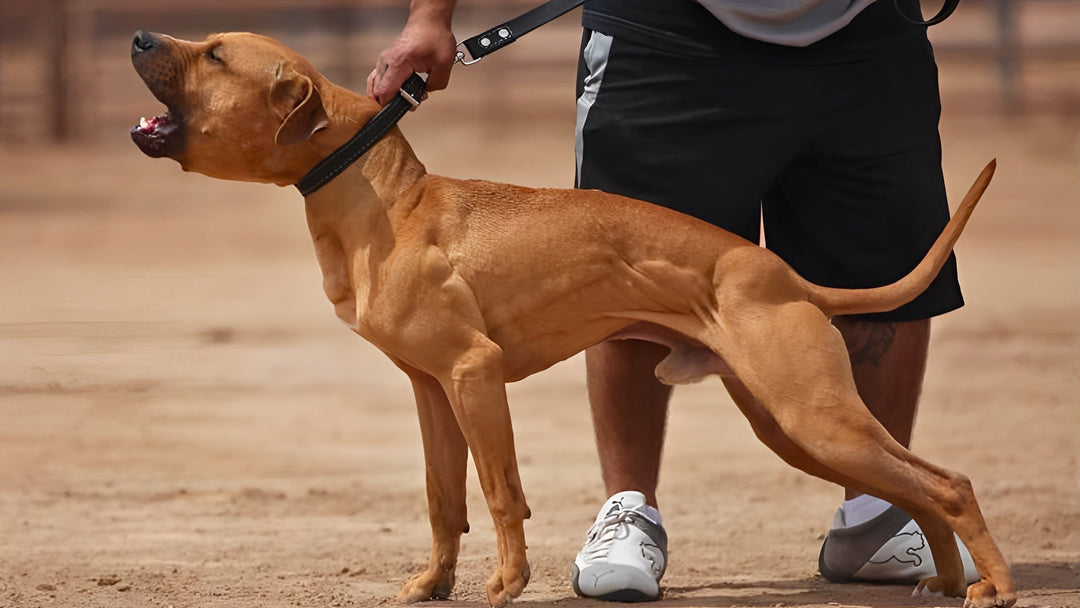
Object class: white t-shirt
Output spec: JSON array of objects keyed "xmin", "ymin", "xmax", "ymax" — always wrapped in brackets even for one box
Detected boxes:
[{"xmin": 694, "ymin": 0, "xmax": 878, "ymax": 46}]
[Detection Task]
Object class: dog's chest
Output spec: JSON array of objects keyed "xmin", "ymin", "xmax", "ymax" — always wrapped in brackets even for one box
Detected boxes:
[{"xmin": 308, "ymin": 230, "xmax": 364, "ymax": 330}]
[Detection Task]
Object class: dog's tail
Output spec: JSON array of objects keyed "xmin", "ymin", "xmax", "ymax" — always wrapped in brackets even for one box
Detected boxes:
[{"xmin": 804, "ymin": 159, "xmax": 996, "ymax": 318}]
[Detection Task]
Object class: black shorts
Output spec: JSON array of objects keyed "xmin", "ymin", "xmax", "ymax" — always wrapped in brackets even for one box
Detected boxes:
[{"xmin": 574, "ymin": 18, "xmax": 963, "ymax": 322}]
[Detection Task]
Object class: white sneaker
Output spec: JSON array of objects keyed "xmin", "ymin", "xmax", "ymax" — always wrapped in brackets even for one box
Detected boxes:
[
  {"xmin": 819, "ymin": 505, "xmax": 979, "ymax": 585},
  {"xmin": 571, "ymin": 491, "xmax": 667, "ymax": 602}
]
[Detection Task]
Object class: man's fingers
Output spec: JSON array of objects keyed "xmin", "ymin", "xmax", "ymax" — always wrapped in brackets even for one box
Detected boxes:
[
  {"xmin": 369, "ymin": 62, "xmax": 414, "ymax": 106},
  {"xmin": 426, "ymin": 62, "xmax": 452, "ymax": 92},
  {"xmin": 365, "ymin": 68, "xmax": 378, "ymax": 99},
  {"xmin": 368, "ymin": 37, "xmax": 455, "ymax": 105},
  {"xmin": 384, "ymin": 63, "xmax": 416, "ymax": 104}
]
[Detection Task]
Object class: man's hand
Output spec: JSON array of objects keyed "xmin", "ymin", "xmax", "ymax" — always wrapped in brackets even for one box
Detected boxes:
[{"xmin": 367, "ymin": 5, "xmax": 457, "ymax": 106}]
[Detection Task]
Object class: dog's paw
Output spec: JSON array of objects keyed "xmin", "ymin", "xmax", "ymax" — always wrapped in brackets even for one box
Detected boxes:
[
  {"xmin": 914, "ymin": 575, "xmax": 966, "ymax": 598},
  {"xmin": 485, "ymin": 561, "xmax": 530, "ymax": 607},
  {"xmin": 397, "ymin": 568, "xmax": 454, "ymax": 603},
  {"xmin": 963, "ymin": 580, "xmax": 1017, "ymax": 608}
]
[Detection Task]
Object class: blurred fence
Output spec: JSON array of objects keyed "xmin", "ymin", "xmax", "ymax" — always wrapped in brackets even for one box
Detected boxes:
[
  {"xmin": 0, "ymin": 0, "xmax": 1077, "ymax": 143},
  {"xmin": 0, "ymin": 0, "xmax": 558, "ymax": 142}
]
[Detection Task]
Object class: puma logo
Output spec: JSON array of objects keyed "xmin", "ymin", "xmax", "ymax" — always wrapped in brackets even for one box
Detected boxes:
[
  {"xmin": 870, "ymin": 531, "xmax": 927, "ymax": 567},
  {"xmin": 605, "ymin": 498, "xmax": 625, "ymax": 517},
  {"xmin": 591, "ymin": 568, "xmax": 617, "ymax": 585},
  {"xmin": 640, "ymin": 541, "xmax": 665, "ymax": 576}
]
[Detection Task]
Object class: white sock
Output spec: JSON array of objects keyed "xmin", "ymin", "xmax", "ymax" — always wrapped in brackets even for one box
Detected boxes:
[
  {"xmin": 603, "ymin": 491, "xmax": 663, "ymax": 526},
  {"xmin": 841, "ymin": 494, "xmax": 892, "ymax": 527},
  {"xmin": 637, "ymin": 504, "xmax": 663, "ymax": 527}
]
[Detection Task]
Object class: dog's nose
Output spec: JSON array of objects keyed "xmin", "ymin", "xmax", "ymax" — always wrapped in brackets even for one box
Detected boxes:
[{"xmin": 132, "ymin": 30, "xmax": 159, "ymax": 55}]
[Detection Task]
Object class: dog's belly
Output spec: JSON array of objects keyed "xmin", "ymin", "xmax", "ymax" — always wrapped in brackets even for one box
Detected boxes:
[
  {"xmin": 491, "ymin": 316, "xmax": 631, "ymax": 382},
  {"xmin": 493, "ymin": 320, "xmax": 733, "ymax": 385}
]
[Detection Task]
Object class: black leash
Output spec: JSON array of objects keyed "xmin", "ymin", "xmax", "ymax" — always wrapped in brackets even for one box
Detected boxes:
[
  {"xmin": 296, "ymin": 0, "xmax": 585, "ymax": 196},
  {"xmin": 296, "ymin": 0, "xmax": 958, "ymax": 196},
  {"xmin": 454, "ymin": 0, "xmax": 586, "ymax": 65},
  {"xmin": 895, "ymin": 0, "xmax": 961, "ymax": 26}
]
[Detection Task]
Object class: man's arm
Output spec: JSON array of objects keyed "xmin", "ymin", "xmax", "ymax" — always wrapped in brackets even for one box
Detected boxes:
[{"xmin": 366, "ymin": 0, "xmax": 458, "ymax": 106}]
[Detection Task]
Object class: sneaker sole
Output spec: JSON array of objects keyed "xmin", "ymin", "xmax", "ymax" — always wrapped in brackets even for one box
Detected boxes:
[{"xmin": 572, "ymin": 563, "xmax": 660, "ymax": 602}]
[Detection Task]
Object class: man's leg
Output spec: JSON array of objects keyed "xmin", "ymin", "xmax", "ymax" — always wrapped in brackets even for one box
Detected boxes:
[
  {"xmin": 571, "ymin": 340, "xmax": 672, "ymax": 602},
  {"xmin": 585, "ymin": 339, "xmax": 672, "ymax": 508},
  {"xmin": 834, "ymin": 317, "xmax": 929, "ymax": 479},
  {"xmin": 819, "ymin": 316, "xmax": 979, "ymax": 584},
  {"xmin": 751, "ymin": 14, "xmax": 978, "ymax": 582},
  {"xmin": 571, "ymin": 26, "xmax": 791, "ymax": 601}
]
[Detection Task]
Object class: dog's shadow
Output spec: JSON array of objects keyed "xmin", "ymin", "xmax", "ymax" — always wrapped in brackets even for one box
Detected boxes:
[
  {"xmin": 502, "ymin": 562, "xmax": 1078, "ymax": 608},
  {"xmin": 664, "ymin": 562, "xmax": 1077, "ymax": 607}
]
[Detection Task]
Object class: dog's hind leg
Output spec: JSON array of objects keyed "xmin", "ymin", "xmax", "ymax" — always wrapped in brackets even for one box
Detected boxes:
[
  {"xmin": 719, "ymin": 376, "xmax": 863, "ymax": 489},
  {"xmin": 706, "ymin": 298, "xmax": 1014, "ymax": 607},
  {"xmin": 719, "ymin": 375, "xmax": 969, "ymax": 599},
  {"xmin": 396, "ymin": 364, "xmax": 470, "ymax": 603}
]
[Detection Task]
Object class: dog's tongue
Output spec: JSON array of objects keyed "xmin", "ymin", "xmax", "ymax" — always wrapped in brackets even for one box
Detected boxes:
[
  {"xmin": 135, "ymin": 113, "xmax": 177, "ymax": 136},
  {"xmin": 131, "ymin": 111, "xmax": 182, "ymax": 158}
]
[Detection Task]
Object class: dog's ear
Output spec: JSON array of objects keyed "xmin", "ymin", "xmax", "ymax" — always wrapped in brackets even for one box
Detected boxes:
[{"xmin": 270, "ymin": 69, "xmax": 329, "ymax": 146}]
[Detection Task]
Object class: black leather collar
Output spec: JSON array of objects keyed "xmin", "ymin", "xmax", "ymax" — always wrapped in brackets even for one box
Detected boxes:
[{"xmin": 295, "ymin": 73, "xmax": 427, "ymax": 197}]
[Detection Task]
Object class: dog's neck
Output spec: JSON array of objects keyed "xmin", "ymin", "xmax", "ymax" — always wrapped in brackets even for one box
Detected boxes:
[
  {"xmin": 300, "ymin": 93, "xmax": 429, "ymax": 331},
  {"xmin": 302, "ymin": 126, "xmax": 427, "ymax": 230},
  {"xmin": 302, "ymin": 84, "xmax": 427, "ymax": 208},
  {"xmin": 301, "ymin": 83, "xmax": 427, "ymax": 222}
]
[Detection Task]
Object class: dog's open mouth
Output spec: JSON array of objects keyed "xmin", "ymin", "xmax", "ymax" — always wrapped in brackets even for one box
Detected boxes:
[{"xmin": 130, "ymin": 110, "xmax": 182, "ymax": 158}]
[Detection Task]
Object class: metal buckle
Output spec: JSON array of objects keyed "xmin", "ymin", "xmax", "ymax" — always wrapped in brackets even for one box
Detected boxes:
[
  {"xmin": 399, "ymin": 87, "xmax": 422, "ymax": 109},
  {"xmin": 454, "ymin": 41, "xmax": 481, "ymax": 66},
  {"xmin": 399, "ymin": 73, "xmax": 427, "ymax": 111}
]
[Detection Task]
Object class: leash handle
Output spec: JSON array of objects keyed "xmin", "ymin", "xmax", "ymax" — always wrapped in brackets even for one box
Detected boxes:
[
  {"xmin": 894, "ymin": 0, "xmax": 960, "ymax": 26},
  {"xmin": 455, "ymin": 0, "xmax": 586, "ymax": 65}
]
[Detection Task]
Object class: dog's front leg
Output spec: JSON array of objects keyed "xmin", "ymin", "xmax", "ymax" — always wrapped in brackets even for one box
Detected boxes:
[
  {"xmin": 440, "ymin": 344, "xmax": 531, "ymax": 608},
  {"xmin": 395, "ymin": 363, "xmax": 470, "ymax": 603}
]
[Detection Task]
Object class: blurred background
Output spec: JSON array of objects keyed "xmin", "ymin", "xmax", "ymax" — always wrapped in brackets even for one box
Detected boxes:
[
  {"xmin": 1, "ymin": 0, "xmax": 1077, "ymax": 144},
  {"xmin": 1, "ymin": 2, "xmax": 1078, "ymax": 607}
]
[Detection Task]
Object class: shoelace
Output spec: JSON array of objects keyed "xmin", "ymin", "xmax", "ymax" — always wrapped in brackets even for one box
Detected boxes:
[{"xmin": 579, "ymin": 510, "xmax": 642, "ymax": 561}]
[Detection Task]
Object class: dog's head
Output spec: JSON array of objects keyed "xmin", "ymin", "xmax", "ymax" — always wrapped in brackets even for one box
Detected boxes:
[{"xmin": 130, "ymin": 31, "xmax": 351, "ymax": 185}]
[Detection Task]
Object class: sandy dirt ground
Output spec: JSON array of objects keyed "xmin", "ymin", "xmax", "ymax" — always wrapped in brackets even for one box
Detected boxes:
[{"xmin": 1, "ymin": 10, "xmax": 1079, "ymax": 608}]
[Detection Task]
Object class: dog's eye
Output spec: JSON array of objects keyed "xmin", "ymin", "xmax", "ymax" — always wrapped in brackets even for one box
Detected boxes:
[{"xmin": 206, "ymin": 46, "xmax": 225, "ymax": 64}]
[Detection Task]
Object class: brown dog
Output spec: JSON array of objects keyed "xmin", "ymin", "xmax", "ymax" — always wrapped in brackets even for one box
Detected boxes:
[{"xmin": 129, "ymin": 31, "xmax": 1014, "ymax": 608}]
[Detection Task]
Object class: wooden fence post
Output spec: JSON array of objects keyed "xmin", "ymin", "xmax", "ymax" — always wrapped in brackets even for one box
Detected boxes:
[
  {"xmin": 46, "ymin": 0, "xmax": 72, "ymax": 141},
  {"xmin": 996, "ymin": 0, "xmax": 1021, "ymax": 110}
]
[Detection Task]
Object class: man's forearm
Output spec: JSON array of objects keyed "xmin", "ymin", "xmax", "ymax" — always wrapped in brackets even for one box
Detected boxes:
[{"xmin": 408, "ymin": 0, "xmax": 457, "ymax": 27}]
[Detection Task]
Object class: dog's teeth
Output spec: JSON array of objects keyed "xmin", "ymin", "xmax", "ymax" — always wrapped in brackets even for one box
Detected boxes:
[{"xmin": 139, "ymin": 117, "xmax": 150, "ymax": 129}]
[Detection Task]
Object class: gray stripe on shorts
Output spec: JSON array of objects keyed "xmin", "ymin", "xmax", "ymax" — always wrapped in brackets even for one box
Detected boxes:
[{"xmin": 575, "ymin": 30, "xmax": 613, "ymax": 188}]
